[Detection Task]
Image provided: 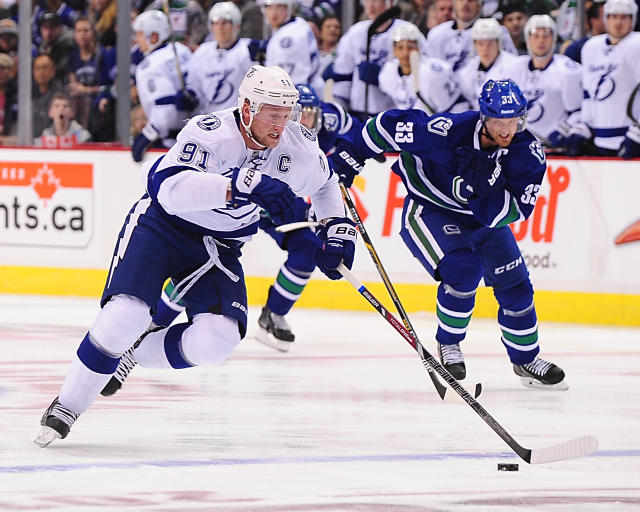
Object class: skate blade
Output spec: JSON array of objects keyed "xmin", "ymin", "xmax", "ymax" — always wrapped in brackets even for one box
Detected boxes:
[
  {"xmin": 254, "ymin": 329, "xmax": 291, "ymax": 353},
  {"xmin": 519, "ymin": 376, "xmax": 569, "ymax": 390},
  {"xmin": 34, "ymin": 426, "xmax": 61, "ymax": 447}
]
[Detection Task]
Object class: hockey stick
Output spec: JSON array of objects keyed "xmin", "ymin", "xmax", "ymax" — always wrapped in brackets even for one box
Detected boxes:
[
  {"xmin": 365, "ymin": 5, "xmax": 401, "ymax": 116},
  {"xmin": 275, "ymin": 220, "xmax": 320, "ymax": 233},
  {"xmin": 409, "ymin": 50, "xmax": 435, "ymax": 115},
  {"xmin": 339, "ymin": 264, "xmax": 598, "ymax": 464},
  {"xmin": 340, "ymin": 184, "xmax": 481, "ymax": 400},
  {"xmin": 626, "ymin": 82, "xmax": 640, "ymax": 127},
  {"xmin": 161, "ymin": 0, "xmax": 186, "ymax": 90},
  {"xmin": 323, "ymin": 78, "xmax": 335, "ymax": 103}
]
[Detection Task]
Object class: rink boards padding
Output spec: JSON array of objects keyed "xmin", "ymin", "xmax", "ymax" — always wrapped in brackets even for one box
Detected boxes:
[{"xmin": 1, "ymin": 148, "xmax": 639, "ymax": 326}]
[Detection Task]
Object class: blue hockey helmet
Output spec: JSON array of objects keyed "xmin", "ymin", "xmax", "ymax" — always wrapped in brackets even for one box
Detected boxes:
[
  {"xmin": 295, "ymin": 83, "xmax": 323, "ymax": 132},
  {"xmin": 478, "ymin": 79, "xmax": 528, "ymax": 132}
]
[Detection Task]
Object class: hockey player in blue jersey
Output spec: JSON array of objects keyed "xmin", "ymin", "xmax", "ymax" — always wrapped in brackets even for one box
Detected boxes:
[
  {"xmin": 102, "ymin": 83, "xmax": 359, "ymax": 377},
  {"xmin": 337, "ymin": 78, "xmax": 567, "ymax": 389}
]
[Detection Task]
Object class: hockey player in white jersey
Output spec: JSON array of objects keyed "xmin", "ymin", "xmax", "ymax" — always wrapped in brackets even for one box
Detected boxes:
[
  {"xmin": 253, "ymin": 0, "xmax": 320, "ymax": 85},
  {"xmin": 425, "ymin": 0, "xmax": 516, "ymax": 71},
  {"xmin": 456, "ymin": 17, "xmax": 518, "ymax": 110},
  {"xmin": 35, "ymin": 65, "xmax": 357, "ymax": 446},
  {"xmin": 504, "ymin": 15, "xmax": 583, "ymax": 146},
  {"xmin": 567, "ymin": 0, "xmax": 640, "ymax": 158},
  {"xmin": 131, "ymin": 10, "xmax": 195, "ymax": 163},
  {"xmin": 327, "ymin": 0, "xmax": 427, "ymax": 118},
  {"xmin": 379, "ymin": 23, "xmax": 461, "ymax": 113},
  {"xmin": 187, "ymin": 2, "xmax": 254, "ymax": 113}
]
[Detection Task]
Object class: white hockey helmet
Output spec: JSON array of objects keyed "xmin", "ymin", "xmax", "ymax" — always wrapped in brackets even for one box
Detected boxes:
[
  {"xmin": 258, "ymin": 0, "xmax": 297, "ymax": 18},
  {"xmin": 524, "ymin": 14, "xmax": 557, "ymax": 59},
  {"xmin": 392, "ymin": 23, "xmax": 422, "ymax": 43},
  {"xmin": 604, "ymin": 0, "xmax": 638, "ymax": 29},
  {"xmin": 209, "ymin": 2, "xmax": 242, "ymax": 26},
  {"xmin": 471, "ymin": 17, "xmax": 502, "ymax": 41},
  {"xmin": 133, "ymin": 10, "xmax": 171, "ymax": 55},
  {"xmin": 238, "ymin": 65, "xmax": 300, "ymax": 145}
]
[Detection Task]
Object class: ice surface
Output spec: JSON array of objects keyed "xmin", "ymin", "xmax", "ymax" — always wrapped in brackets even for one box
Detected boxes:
[{"xmin": 1, "ymin": 294, "xmax": 638, "ymax": 511}]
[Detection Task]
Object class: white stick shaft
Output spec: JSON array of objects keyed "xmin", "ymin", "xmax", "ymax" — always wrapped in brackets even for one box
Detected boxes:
[{"xmin": 274, "ymin": 221, "xmax": 319, "ymax": 233}]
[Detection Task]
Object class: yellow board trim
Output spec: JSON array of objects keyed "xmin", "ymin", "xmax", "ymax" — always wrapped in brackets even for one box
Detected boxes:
[{"xmin": 1, "ymin": 266, "xmax": 639, "ymax": 326}]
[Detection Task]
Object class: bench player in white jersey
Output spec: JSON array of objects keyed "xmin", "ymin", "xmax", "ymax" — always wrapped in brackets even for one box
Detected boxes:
[
  {"xmin": 504, "ymin": 15, "xmax": 583, "ymax": 147},
  {"xmin": 34, "ymin": 66, "xmax": 358, "ymax": 446},
  {"xmin": 253, "ymin": 0, "xmax": 320, "ymax": 86},
  {"xmin": 566, "ymin": 0, "xmax": 640, "ymax": 158},
  {"xmin": 187, "ymin": 3, "xmax": 254, "ymax": 114},
  {"xmin": 131, "ymin": 10, "xmax": 195, "ymax": 163},
  {"xmin": 456, "ymin": 18, "xmax": 518, "ymax": 110},
  {"xmin": 425, "ymin": 0, "xmax": 516, "ymax": 71},
  {"xmin": 379, "ymin": 23, "xmax": 461, "ymax": 113},
  {"xmin": 327, "ymin": 0, "xmax": 427, "ymax": 118}
]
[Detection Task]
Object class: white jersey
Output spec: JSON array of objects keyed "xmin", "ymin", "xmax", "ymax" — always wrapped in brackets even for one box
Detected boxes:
[
  {"xmin": 425, "ymin": 20, "xmax": 517, "ymax": 72},
  {"xmin": 580, "ymin": 31, "xmax": 640, "ymax": 150},
  {"xmin": 187, "ymin": 38, "xmax": 254, "ymax": 113},
  {"xmin": 378, "ymin": 56, "xmax": 460, "ymax": 113},
  {"xmin": 332, "ymin": 18, "xmax": 427, "ymax": 115},
  {"xmin": 148, "ymin": 108, "xmax": 342, "ymax": 240},
  {"xmin": 504, "ymin": 54, "xmax": 583, "ymax": 140},
  {"xmin": 265, "ymin": 17, "xmax": 320, "ymax": 84},
  {"xmin": 136, "ymin": 42, "xmax": 193, "ymax": 141},
  {"xmin": 456, "ymin": 51, "xmax": 518, "ymax": 110}
]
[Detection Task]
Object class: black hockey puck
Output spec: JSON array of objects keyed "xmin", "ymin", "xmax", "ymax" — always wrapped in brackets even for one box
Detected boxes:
[{"xmin": 497, "ymin": 463, "xmax": 519, "ymax": 471}]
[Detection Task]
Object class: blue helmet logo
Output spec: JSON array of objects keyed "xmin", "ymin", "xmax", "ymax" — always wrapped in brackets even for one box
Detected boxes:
[
  {"xmin": 478, "ymin": 79, "xmax": 528, "ymax": 131},
  {"xmin": 295, "ymin": 83, "xmax": 320, "ymax": 108}
]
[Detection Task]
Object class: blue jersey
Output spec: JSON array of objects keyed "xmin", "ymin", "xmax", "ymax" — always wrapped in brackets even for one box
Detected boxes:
[
  {"xmin": 352, "ymin": 109, "xmax": 547, "ymax": 228},
  {"xmin": 318, "ymin": 101, "xmax": 362, "ymax": 154}
]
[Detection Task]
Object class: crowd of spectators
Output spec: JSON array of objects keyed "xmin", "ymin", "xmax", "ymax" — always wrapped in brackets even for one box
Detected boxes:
[{"xmin": 0, "ymin": 0, "xmax": 638, "ymax": 155}]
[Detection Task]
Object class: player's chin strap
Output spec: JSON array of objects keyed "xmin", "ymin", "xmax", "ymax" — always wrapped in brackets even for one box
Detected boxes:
[
  {"xmin": 169, "ymin": 237, "xmax": 240, "ymax": 304},
  {"xmin": 239, "ymin": 107, "xmax": 267, "ymax": 150}
]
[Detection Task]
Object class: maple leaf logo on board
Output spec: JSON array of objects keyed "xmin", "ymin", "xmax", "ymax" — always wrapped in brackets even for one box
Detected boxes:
[{"xmin": 30, "ymin": 164, "xmax": 61, "ymax": 205}]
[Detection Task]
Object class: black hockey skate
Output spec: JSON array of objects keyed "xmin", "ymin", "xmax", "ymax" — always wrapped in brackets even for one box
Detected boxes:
[
  {"xmin": 256, "ymin": 305, "xmax": 295, "ymax": 352},
  {"xmin": 101, "ymin": 346, "xmax": 137, "ymax": 396},
  {"xmin": 34, "ymin": 396, "xmax": 79, "ymax": 447},
  {"xmin": 513, "ymin": 357, "xmax": 568, "ymax": 390},
  {"xmin": 438, "ymin": 342, "xmax": 466, "ymax": 380}
]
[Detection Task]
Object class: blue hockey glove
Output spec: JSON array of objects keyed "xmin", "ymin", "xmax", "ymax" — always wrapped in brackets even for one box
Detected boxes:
[
  {"xmin": 565, "ymin": 123, "xmax": 591, "ymax": 157},
  {"xmin": 357, "ymin": 61, "xmax": 381, "ymax": 86},
  {"xmin": 131, "ymin": 124, "xmax": 159, "ymax": 162},
  {"xmin": 547, "ymin": 129, "xmax": 567, "ymax": 148},
  {"xmin": 328, "ymin": 139, "xmax": 365, "ymax": 187},
  {"xmin": 315, "ymin": 218, "xmax": 357, "ymax": 280},
  {"xmin": 175, "ymin": 89, "xmax": 199, "ymax": 111},
  {"xmin": 455, "ymin": 146, "xmax": 504, "ymax": 198},
  {"xmin": 229, "ymin": 167, "xmax": 297, "ymax": 225},
  {"xmin": 618, "ymin": 136, "xmax": 640, "ymax": 159},
  {"xmin": 248, "ymin": 39, "xmax": 268, "ymax": 62}
]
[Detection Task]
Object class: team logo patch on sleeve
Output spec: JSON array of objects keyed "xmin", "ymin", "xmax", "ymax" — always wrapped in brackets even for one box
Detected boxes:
[
  {"xmin": 300, "ymin": 124, "xmax": 317, "ymax": 141},
  {"xmin": 323, "ymin": 113, "xmax": 339, "ymax": 132},
  {"xmin": 197, "ymin": 114, "xmax": 221, "ymax": 131},
  {"xmin": 280, "ymin": 37, "xmax": 292, "ymax": 48}
]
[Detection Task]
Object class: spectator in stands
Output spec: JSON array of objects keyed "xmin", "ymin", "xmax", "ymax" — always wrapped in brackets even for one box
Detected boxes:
[
  {"xmin": 32, "ymin": 1, "xmax": 79, "ymax": 47},
  {"xmin": 0, "ymin": 18, "xmax": 18, "ymax": 63},
  {"xmin": 317, "ymin": 15, "xmax": 341, "ymax": 77},
  {"xmin": 32, "ymin": 54, "xmax": 64, "ymax": 138},
  {"xmin": 36, "ymin": 11, "xmax": 76, "ymax": 84},
  {"xmin": 426, "ymin": 0, "xmax": 454, "ymax": 34},
  {"xmin": 425, "ymin": 0, "xmax": 517, "ymax": 71},
  {"xmin": 561, "ymin": 1, "xmax": 606, "ymax": 63},
  {"xmin": 499, "ymin": 0, "xmax": 528, "ymax": 54},
  {"xmin": 0, "ymin": 52, "xmax": 17, "ymax": 145},
  {"xmin": 88, "ymin": 0, "xmax": 117, "ymax": 47},
  {"xmin": 34, "ymin": 91, "xmax": 92, "ymax": 147},
  {"xmin": 0, "ymin": 2, "xmax": 17, "ymax": 22},
  {"xmin": 145, "ymin": 0, "xmax": 208, "ymax": 50},
  {"xmin": 130, "ymin": 104, "xmax": 147, "ymax": 142}
]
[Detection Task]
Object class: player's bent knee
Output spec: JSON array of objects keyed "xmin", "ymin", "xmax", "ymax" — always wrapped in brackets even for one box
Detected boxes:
[
  {"xmin": 90, "ymin": 294, "xmax": 152, "ymax": 355},
  {"xmin": 182, "ymin": 313, "xmax": 241, "ymax": 366},
  {"xmin": 494, "ymin": 279, "xmax": 534, "ymax": 313},
  {"xmin": 438, "ymin": 250, "xmax": 483, "ymax": 292}
]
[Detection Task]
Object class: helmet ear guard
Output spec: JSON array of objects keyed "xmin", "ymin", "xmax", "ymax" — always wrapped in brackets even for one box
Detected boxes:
[{"xmin": 478, "ymin": 79, "xmax": 528, "ymax": 132}]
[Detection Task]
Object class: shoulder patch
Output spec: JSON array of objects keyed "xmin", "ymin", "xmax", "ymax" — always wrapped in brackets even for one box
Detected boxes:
[
  {"xmin": 280, "ymin": 36, "xmax": 293, "ymax": 48},
  {"xmin": 430, "ymin": 61, "xmax": 443, "ymax": 72},
  {"xmin": 427, "ymin": 116, "xmax": 453, "ymax": 136},
  {"xmin": 300, "ymin": 124, "xmax": 317, "ymax": 141},
  {"xmin": 197, "ymin": 114, "xmax": 221, "ymax": 131},
  {"xmin": 529, "ymin": 140, "xmax": 546, "ymax": 164},
  {"xmin": 322, "ymin": 112, "xmax": 339, "ymax": 132}
]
